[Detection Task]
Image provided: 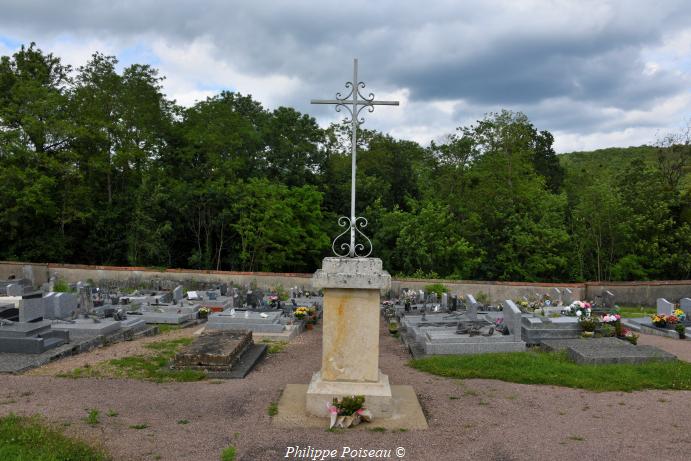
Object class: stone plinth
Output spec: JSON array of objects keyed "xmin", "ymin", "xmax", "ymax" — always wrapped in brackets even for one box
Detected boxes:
[
  {"xmin": 306, "ymin": 257, "xmax": 393, "ymax": 418},
  {"xmin": 320, "ymin": 288, "xmax": 380, "ymax": 381}
]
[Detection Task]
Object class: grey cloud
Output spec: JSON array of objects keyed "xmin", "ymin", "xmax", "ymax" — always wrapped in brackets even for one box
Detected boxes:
[{"xmin": 0, "ymin": 0, "xmax": 689, "ymax": 149}]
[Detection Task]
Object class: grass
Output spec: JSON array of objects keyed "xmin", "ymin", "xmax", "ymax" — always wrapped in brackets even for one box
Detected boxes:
[
  {"xmin": 106, "ymin": 410, "xmax": 118, "ymax": 417},
  {"xmin": 129, "ymin": 423, "xmax": 149, "ymax": 430},
  {"xmin": 409, "ymin": 350, "xmax": 691, "ymax": 392},
  {"xmin": 85, "ymin": 409, "xmax": 100, "ymax": 426},
  {"xmin": 157, "ymin": 324, "xmax": 182, "ymax": 334},
  {"xmin": 261, "ymin": 340, "xmax": 287, "ymax": 354},
  {"xmin": 58, "ymin": 338, "xmax": 206, "ymax": 383},
  {"xmin": 267, "ymin": 402, "xmax": 278, "ymax": 417},
  {"xmin": 177, "ymin": 419, "xmax": 189, "ymax": 425},
  {"xmin": 617, "ymin": 306, "xmax": 656, "ymax": 318},
  {"xmin": 221, "ymin": 445, "xmax": 236, "ymax": 461},
  {"xmin": 0, "ymin": 414, "xmax": 109, "ymax": 460}
]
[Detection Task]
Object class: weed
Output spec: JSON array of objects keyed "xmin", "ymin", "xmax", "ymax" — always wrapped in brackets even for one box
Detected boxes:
[
  {"xmin": 84, "ymin": 410, "xmax": 100, "ymax": 426},
  {"xmin": 221, "ymin": 445, "xmax": 236, "ymax": 461}
]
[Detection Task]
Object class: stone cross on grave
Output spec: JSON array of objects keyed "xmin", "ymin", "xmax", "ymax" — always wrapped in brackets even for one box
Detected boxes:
[{"xmin": 311, "ymin": 58, "xmax": 399, "ymax": 257}]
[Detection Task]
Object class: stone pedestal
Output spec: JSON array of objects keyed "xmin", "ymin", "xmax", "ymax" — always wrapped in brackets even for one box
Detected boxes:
[{"xmin": 305, "ymin": 257, "xmax": 393, "ymax": 418}]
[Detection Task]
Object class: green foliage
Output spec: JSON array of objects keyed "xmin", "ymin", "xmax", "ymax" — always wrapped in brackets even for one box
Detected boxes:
[
  {"xmin": 332, "ymin": 395, "xmax": 365, "ymax": 416},
  {"xmin": 221, "ymin": 445, "xmax": 237, "ymax": 461},
  {"xmin": 410, "ymin": 351, "xmax": 691, "ymax": 391},
  {"xmin": 84, "ymin": 409, "xmax": 100, "ymax": 426},
  {"xmin": 267, "ymin": 402, "xmax": 278, "ymax": 417},
  {"xmin": 0, "ymin": 414, "xmax": 109, "ymax": 461},
  {"xmin": 1, "ymin": 44, "xmax": 689, "ymax": 283},
  {"xmin": 53, "ymin": 279, "xmax": 70, "ymax": 292},
  {"xmin": 424, "ymin": 283, "xmax": 448, "ymax": 297},
  {"xmin": 129, "ymin": 423, "xmax": 148, "ymax": 430},
  {"xmin": 261, "ymin": 340, "xmax": 287, "ymax": 354}
]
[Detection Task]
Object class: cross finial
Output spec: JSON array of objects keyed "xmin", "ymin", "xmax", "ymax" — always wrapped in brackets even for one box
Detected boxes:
[{"xmin": 311, "ymin": 58, "xmax": 399, "ymax": 257}]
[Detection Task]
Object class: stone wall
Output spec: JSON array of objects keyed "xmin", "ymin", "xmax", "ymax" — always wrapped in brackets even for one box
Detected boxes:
[{"xmin": 1, "ymin": 261, "xmax": 690, "ymax": 306}]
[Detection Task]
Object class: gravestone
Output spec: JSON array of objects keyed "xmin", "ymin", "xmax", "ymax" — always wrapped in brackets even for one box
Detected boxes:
[
  {"xmin": 680, "ymin": 298, "xmax": 691, "ymax": 316},
  {"xmin": 603, "ymin": 290, "xmax": 615, "ymax": 309},
  {"xmin": 562, "ymin": 288, "xmax": 573, "ymax": 305},
  {"xmin": 19, "ymin": 297, "xmax": 47, "ymax": 322},
  {"xmin": 501, "ymin": 300, "xmax": 522, "ymax": 336},
  {"xmin": 220, "ymin": 284, "xmax": 228, "ymax": 296},
  {"xmin": 450, "ymin": 295, "xmax": 458, "ymax": 311},
  {"xmin": 441, "ymin": 293, "xmax": 448, "ymax": 310},
  {"xmin": 78, "ymin": 287, "xmax": 93, "ymax": 314},
  {"xmin": 172, "ymin": 330, "xmax": 266, "ymax": 378},
  {"xmin": 6, "ymin": 284, "xmax": 23, "ymax": 297},
  {"xmin": 657, "ymin": 298, "xmax": 674, "ymax": 316},
  {"xmin": 49, "ymin": 293, "xmax": 78, "ymax": 319},
  {"xmin": 552, "ymin": 288, "xmax": 562, "ymax": 306},
  {"xmin": 466, "ymin": 294, "xmax": 478, "ymax": 321},
  {"xmin": 172, "ymin": 285, "xmax": 183, "ymax": 304}
]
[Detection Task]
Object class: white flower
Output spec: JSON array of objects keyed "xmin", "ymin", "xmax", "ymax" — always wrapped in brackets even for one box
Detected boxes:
[{"xmin": 576, "ymin": 310, "xmax": 582, "ymax": 317}]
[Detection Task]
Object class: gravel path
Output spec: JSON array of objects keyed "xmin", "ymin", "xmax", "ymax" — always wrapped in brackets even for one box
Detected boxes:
[
  {"xmin": 637, "ymin": 333, "xmax": 691, "ymax": 362},
  {"xmin": 0, "ymin": 326, "xmax": 690, "ymax": 461}
]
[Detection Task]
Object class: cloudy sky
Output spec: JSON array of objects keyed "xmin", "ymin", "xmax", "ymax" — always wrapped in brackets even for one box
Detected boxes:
[{"xmin": 1, "ymin": 0, "xmax": 689, "ymax": 152}]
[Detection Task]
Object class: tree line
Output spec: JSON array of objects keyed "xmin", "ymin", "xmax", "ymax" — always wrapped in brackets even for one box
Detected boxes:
[{"xmin": 1, "ymin": 43, "xmax": 689, "ymax": 281}]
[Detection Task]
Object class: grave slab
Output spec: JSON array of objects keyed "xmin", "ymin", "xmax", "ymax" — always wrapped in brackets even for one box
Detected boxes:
[{"xmin": 541, "ymin": 338, "xmax": 677, "ymax": 364}]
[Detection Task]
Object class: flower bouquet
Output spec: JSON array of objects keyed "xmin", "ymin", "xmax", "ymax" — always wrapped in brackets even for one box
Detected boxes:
[
  {"xmin": 621, "ymin": 327, "xmax": 639, "ymax": 345},
  {"xmin": 198, "ymin": 306, "xmax": 211, "ymax": 319},
  {"xmin": 673, "ymin": 309, "xmax": 687, "ymax": 322},
  {"xmin": 562, "ymin": 300, "xmax": 592, "ymax": 317},
  {"xmin": 294, "ymin": 306, "xmax": 309, "ymax": 320},
  {"xmin": 651, "ymin": 314, "xmax": 678, "ymax": 328},
  {"xmin": 327, "ymin": 395, "xmax": 372, "ymax": 429}
]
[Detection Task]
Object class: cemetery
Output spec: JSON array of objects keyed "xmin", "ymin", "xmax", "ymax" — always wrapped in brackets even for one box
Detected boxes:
[{"xmin": 1, "ymin": 7, "xmax": 691, "ymax": 459}]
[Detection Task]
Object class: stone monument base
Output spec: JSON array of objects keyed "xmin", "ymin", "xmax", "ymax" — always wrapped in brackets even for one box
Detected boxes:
[
  {"xmin": 276, "ymin": 384, "xmax": 427, "ymax": 430},
  {"xmin": 306, "ymin": 370, "xmax": 393, "ymax": 418}
]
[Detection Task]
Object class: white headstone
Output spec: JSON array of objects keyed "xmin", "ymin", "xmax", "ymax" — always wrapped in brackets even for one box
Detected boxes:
[
  {"xmin": 562, "ymin": 288, "xmax": 573, "ymax": 305},
  {"xmin": 502, "ymin": 300, "xmax": 522, "ymax": 336},
  {"xmin": 441, "ymin": 293, "xmax": 448, "ymax": 309},
  {"xmin": 657, "ymin": 298, "xmax": 674, "ymax": 316},
  {"xmin": 680, "ymin": 298, "xmax": 691, "ymax": 316},
  {"xmin": 173, "ymin": 285, "xmax": 183, "ymax": 303},
  {"xmin": 466, "ymin": 294, "xmax": 478, "ymax": 321}
]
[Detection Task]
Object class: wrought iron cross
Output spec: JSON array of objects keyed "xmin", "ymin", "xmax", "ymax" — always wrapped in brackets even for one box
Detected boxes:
[{"xmin": 311, "ymin": 58, "xmax": 399, "ymax": 257}]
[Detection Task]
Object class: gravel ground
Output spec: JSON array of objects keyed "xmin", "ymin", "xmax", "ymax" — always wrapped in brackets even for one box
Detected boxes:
[
  {"xmin": 0, "ymin": 326, "xmax": 690, "ymax": 461},
  {"xmin": 637, "ymin": 333, "xmax": 691, "ymax": 362}
]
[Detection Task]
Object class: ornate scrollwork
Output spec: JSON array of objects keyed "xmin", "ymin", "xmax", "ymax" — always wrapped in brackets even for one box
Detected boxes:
[{"xmin": 332, "ymin": 216, "xmax": 373, "ymax": 258}]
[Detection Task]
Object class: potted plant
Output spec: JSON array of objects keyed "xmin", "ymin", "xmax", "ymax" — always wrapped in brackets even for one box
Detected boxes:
[
  {"xmin": 675, "ymin": 324, "xmax": 686, "ymax": 339},
  {"xmin": 198, "ymin": 307, "xmax": 210, "ymax": 320},
  {"xmin": 578, "ymin": 315, "xmax": 598, "ymax": 337},
  {"xmin": 388, "ymin": 321, "xmax": 399, "ymax": 335},
  {"xmin": 294, "ymin": 307, "xmax": 308, "ymax": 320}
]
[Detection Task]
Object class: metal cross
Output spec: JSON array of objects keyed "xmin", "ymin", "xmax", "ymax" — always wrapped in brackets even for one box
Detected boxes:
[{"xmin": 311, "ymin": 58, "xmax": 399, "ymax": 257}]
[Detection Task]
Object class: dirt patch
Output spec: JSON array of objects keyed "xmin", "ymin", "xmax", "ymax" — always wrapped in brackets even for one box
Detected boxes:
[{"xmin": 0, "ymin": 326, "xmax": 687, "ymax": 461}]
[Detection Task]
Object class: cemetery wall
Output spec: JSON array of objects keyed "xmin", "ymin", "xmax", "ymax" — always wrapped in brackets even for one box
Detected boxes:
[
  {"xmin": 0, "ymin": 261, "xmax": 49, "ymax": 286},
  {"xmin": 1, "ymin": 261, "xmax": 690, "ymax": 306},
  {"xmin": 584, "ymin": 281, "xmax": 691, "ymax": 307},
  {"xmin": 391, "ymin": 279, "xmax": 585, "ymax": 302}
]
